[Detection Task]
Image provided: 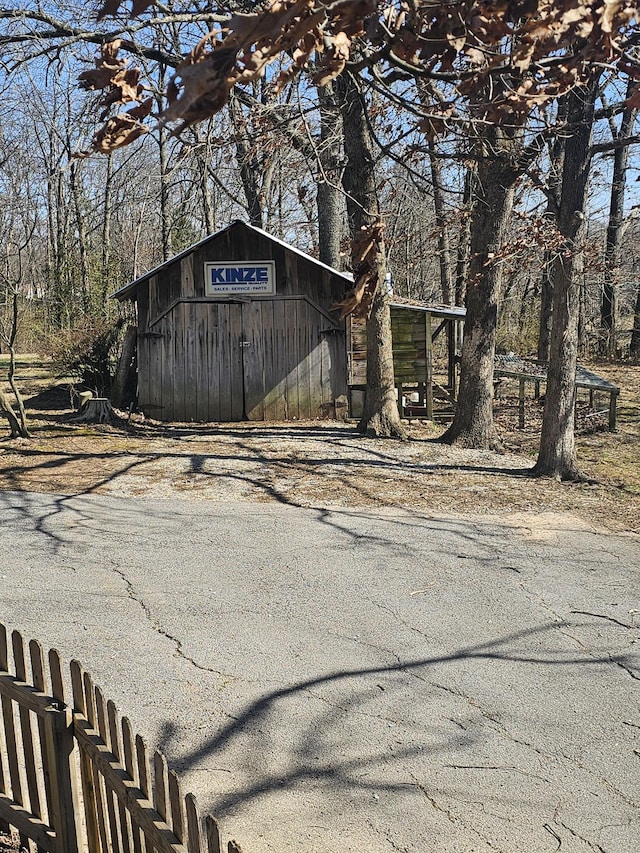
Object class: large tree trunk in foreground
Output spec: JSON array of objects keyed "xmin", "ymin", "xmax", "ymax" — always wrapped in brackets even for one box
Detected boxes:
[
  {"xmin": 533, "ymin": 79, "xmax": 600, "ymax": 480},
  {"xmin": 337, "ymin": 72, "xmax": 406, "ymax": 438},
  {"xmin": 441, "ymin": 128, "xmax": 517, "ymax": 449}
]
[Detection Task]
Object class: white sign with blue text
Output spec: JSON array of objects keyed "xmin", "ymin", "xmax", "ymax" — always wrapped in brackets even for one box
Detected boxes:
[{"xmin": 204, "ymin": 260, "xmax": 276, "ymax": 296}]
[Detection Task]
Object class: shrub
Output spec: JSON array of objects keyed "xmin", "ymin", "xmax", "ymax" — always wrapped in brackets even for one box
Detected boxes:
[{"xmin": 48, "ymin": 318, "xmax": 125, "ymax": 396}]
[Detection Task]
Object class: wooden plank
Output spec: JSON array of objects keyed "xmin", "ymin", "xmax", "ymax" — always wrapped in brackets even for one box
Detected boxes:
[
  {"xmin": 48, "ymin": 650, "xmax": 64, "ymax": 707},
  {"xmin": 29, "ymin": 641, "xmax": 55, "ymax": 829},
  {"xmin": 217, "ymin": 304, "xmax": 233, "ymax": 421},
  {"xmin": 160, "ymin": 317, "xmax": 175, "ymax": 422},
  {"xmin": 11, "ymin": 632, "xmax": 42, "ymax": 823},
  {"xmin": 184, "ymin": 793, "xmax": 202, "ymax": 853},
  {"xmin": 230, "ymin": 304, "xmax": 244, "ymax": 421},
  {"xmin": 307, "ymin": 310, "xmax": 324, "ymax": 418},
  {"xmin": 205, "ymin": 815, "xmax": 221, "ymax": 853},
  {"xmin": 154, "ymin": 751, "xmax": 169, "ymax": 829},
  {"xmin": 146, "ymin": 331, "xmax": 163, "ymax": 420},
  {"xmin": 42, "ymin": 700, "xmax": 82, "ymax": 853},
  {"xmin": 243, "ymin": 300, "xmax": 265, "ymax": 421},
  {"xmin": 268, "ymin": 299, "xmax": 288, "ymax": 421},
  {"xmin": 284, "ymin": 301, "xmax": 299, "ymax": 419},
  {"xmin": 46, "ymin": 640, "xmax": 83, "ymax": 853},
  {"xmin": 195, "ymin": 303, "xmax": 209, "ymax": 422},
  {"xmin": 183, "ymin": 301, "xmax": 198, "ymax": 421},
  {"xmin": 0, "ymin": 631, "xmax": 24, "ymax": 826},
  {"xmin": 0, "ymin": 674, "xmax": 55, "ymax": 716},
  {"xmin": 95, "ymin": 687, "xmax": 121, "ymax": 853},
  {"xmin": 207, "ymin": 304, "xmax": 221, "ymax": 422},
  {"xmin": 173, "ymin": 301, "xmax": 187, "ymax": 422},
  {"xmin": 73, "ymin": 718, "xmax": 186, "ymax": 853},
  {"xmin": 0, "ymin": 793, "xmax": 55, "ymax": 852},
  {"xmin": 83, "ymin": 673, "xmax": 110, "ymax": 853},
  {"xmin": 296, "ymin": 299, "xmax": 311, "ymax": 418},
  {"xmin": 134, "ymin": 732, "xmax": 150, "ymax": 853},
  {"xmin": 70, "ymin": 661, "xmax": 101, "ymax": 853},
  {"xmin": 107, "ymin": 702, "xmax": 132, "ymax": 853},
  {"xmin": 425, "ymin": 313, "xmax": 433, "ymax": 420},
  {"xmin": 122, "ymin": 720, "xmax": 144, "ymax": 853},
  {"xmin": 168, "ymin": 770, "xmax": 184, "ymax": 843},
  {"xmin": 181, "ymin": 255, "xmax": 195, "ymax": 299}
]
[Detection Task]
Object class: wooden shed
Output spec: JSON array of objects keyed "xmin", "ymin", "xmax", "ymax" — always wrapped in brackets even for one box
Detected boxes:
[{"xmin": 112, "ymin": 221, "xmax": 351, "ymax": 422}]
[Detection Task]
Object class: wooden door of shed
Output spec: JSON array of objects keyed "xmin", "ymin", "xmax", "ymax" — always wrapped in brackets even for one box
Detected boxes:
[{"xmin": 143, "ymin": 297, "xmax": 341, "ymax": 422}]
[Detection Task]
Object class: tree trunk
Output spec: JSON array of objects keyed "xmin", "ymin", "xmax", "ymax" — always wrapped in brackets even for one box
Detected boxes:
[
  {"xmin": 337, "ymin": 73, "xmax": 406, "ymax": 438},
  {"xmin": 441, "ymin": 127, "xmax": 518, "ymax": 449},
  {"xmin": 533, "ymin": 79, "xmax": 600, "ymax": 480},
  {"xmin": 630, "ymin": 282, "xmax": 640, "ymax": 357},
  {"xmin": 101, "ymin": 154, "xmax": 114, "ymax": 313},
  {"xmin": 601, "ymin": 81, "xmax": 636, "ymax": 357},
  {"xmin": 428, "ymin": 139, "xmax": 453, "ymax": 304},
  {"xmin": 316, "ymin": 83, "xmax": 343, "ymax": 269},
  {"xmin": 230, "ymin": 93, "xmax": 263, "ymax": 227},
  {"xmin": 454, "ymin": 167, "xmax": 474, "ymax": 307},
  {"xmin": 537, "ymin": 96, "xmax": 567, "ymax": 362}
]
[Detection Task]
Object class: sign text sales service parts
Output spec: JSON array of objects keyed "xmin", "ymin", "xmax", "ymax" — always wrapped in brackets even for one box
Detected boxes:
[{"xmin": 204, "ymin": 261, "xmax": 276, "ymax": 296}]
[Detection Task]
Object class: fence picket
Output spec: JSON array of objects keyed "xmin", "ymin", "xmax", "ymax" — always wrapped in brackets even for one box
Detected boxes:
[
  {"xmin": 29, "ymin": 640, "xmax": 54, "ymax": 830},
  {"xmin": 83, "ymin": 672, "xmax": 110, "ymax": 853},
  {"xmin": 0, "ymin": 626, "xmax": 27, "ymax": 847},
  {"xmin": 154, "ymin": 750, "xmax": 170, "ymax": 828},
  {"xmin": 205, "ymin": 815, "xmax": 222, "ymax": 853},
  {"xmin": 0, "ymin": 626, "xmax": 9, "ymax": 835},
  {"xmin": 11, "ymin": 631, "xmax": 43, "ymax": 827},
  {"xmin": 168, "ymin": 770, "xmax": 184, "ymax": 843},
  {"xmin": 185, "ymin": 793, "xmax": 202, "ymax": 853},
  {"xmin": 122, "ymin": 718, "xmax": 145, "ymax": 853},
  {"xmin": 95, "ymin": 686, "xmax": 121, "ymax": 853},
  {"xmin": 108, "ymin": 701, "xmax": 133, "ymax": 853},
  {"xmin": 1, "ymin": 625, "xmax": 242, "ymax": 853},
  {"xmin": 70, "ymin": 660, "xmax": 101, "ymax": 853}
]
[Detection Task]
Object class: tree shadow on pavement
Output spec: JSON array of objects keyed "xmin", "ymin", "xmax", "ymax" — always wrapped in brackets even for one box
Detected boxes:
[{"xmin": 154, "ymin": 622, "xmax": 632, "ymax": 818}]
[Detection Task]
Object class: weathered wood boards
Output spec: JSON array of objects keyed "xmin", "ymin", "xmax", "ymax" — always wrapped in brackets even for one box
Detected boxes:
[
  {"xmin": 0, "ymin": 623, "xmax": 243, "ymax": 853},
  {"xmin": 116, "ymin": 221, "xmax": 350, "ymax": 423}
]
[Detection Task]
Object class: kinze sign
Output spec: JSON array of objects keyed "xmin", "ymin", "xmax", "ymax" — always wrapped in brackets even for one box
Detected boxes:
[{"xmin": 204, "ymin": 261, "xmax": 276, "ymax": 296}]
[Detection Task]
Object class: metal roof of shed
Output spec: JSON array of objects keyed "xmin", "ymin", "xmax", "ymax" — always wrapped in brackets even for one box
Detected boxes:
[
  {"xmin": 111, "ymin": 220, "xmax": 354, "ymax": 301},
  {"xmin": 389, "ymin": 301, "xmax": 466, "ymax": 320}
]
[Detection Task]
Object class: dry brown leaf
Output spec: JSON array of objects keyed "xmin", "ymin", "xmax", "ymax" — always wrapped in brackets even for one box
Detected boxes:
[{"xmin": 77, "ymin": 114, "xmax": 148, "ymax": 157}]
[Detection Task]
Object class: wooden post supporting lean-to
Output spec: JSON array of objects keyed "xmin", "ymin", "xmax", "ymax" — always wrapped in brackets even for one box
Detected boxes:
[
  {"xmin": 609, "ymin": 388, "xmax": 619, "ymax": 431},
  {"xmin": 425, "ymin": 314, "xmax": 433, "ymax": 420},
  {"xmin": 518, "ymin": 378, "xmax": 526, "ymax": 429}
]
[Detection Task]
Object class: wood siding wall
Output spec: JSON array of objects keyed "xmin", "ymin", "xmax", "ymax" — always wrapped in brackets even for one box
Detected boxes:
[
  {"xmin": 134, "ymin": 222, "xmax": 349, "ymax": 422},
  {"xmin": 138, "ymin": 297, "xmax": 345, "ymax": 422}
]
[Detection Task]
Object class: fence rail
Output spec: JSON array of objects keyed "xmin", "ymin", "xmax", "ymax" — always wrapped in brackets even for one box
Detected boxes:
[{"xmin": 0, "ymin": 624, "xmax": 242, "ymax": 853}]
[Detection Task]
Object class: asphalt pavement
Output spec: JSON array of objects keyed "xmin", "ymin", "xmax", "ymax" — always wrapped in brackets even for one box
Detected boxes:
[{"xmin": 0, "ymin": 489, "xmax": 639, "ymax": 852}]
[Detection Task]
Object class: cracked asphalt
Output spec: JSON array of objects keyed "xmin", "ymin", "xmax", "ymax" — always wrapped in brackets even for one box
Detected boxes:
[{"xmin": 0, "ymin": 489, "xmax": 639, "ymax": 853}]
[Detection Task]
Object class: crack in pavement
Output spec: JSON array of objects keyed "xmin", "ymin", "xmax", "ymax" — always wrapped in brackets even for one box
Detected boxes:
[
  {"xmin": 553, "ymin": 803, "xmax": 608, "ymax": 853},
  {"xmin": 110, "ymin": 563, "xmax": 235, "ymax": 682},
  {"xmin": 572, "ymin": 610, "xmax": 638, "ymax": 630},
  {"xmin": 411, "ymin": 775, "xmax": 507, "ymax": 852}
]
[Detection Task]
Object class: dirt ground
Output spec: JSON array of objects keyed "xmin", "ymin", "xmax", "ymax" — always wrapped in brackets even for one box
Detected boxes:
[{"xmin": 0, "ymin": 360, "xmax": 638, "ymax": 534}]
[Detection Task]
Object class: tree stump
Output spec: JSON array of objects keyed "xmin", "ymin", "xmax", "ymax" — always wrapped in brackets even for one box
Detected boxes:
[{"xmin": 70, "ymin": 397, "xmax": 115, "ymax": 424}]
